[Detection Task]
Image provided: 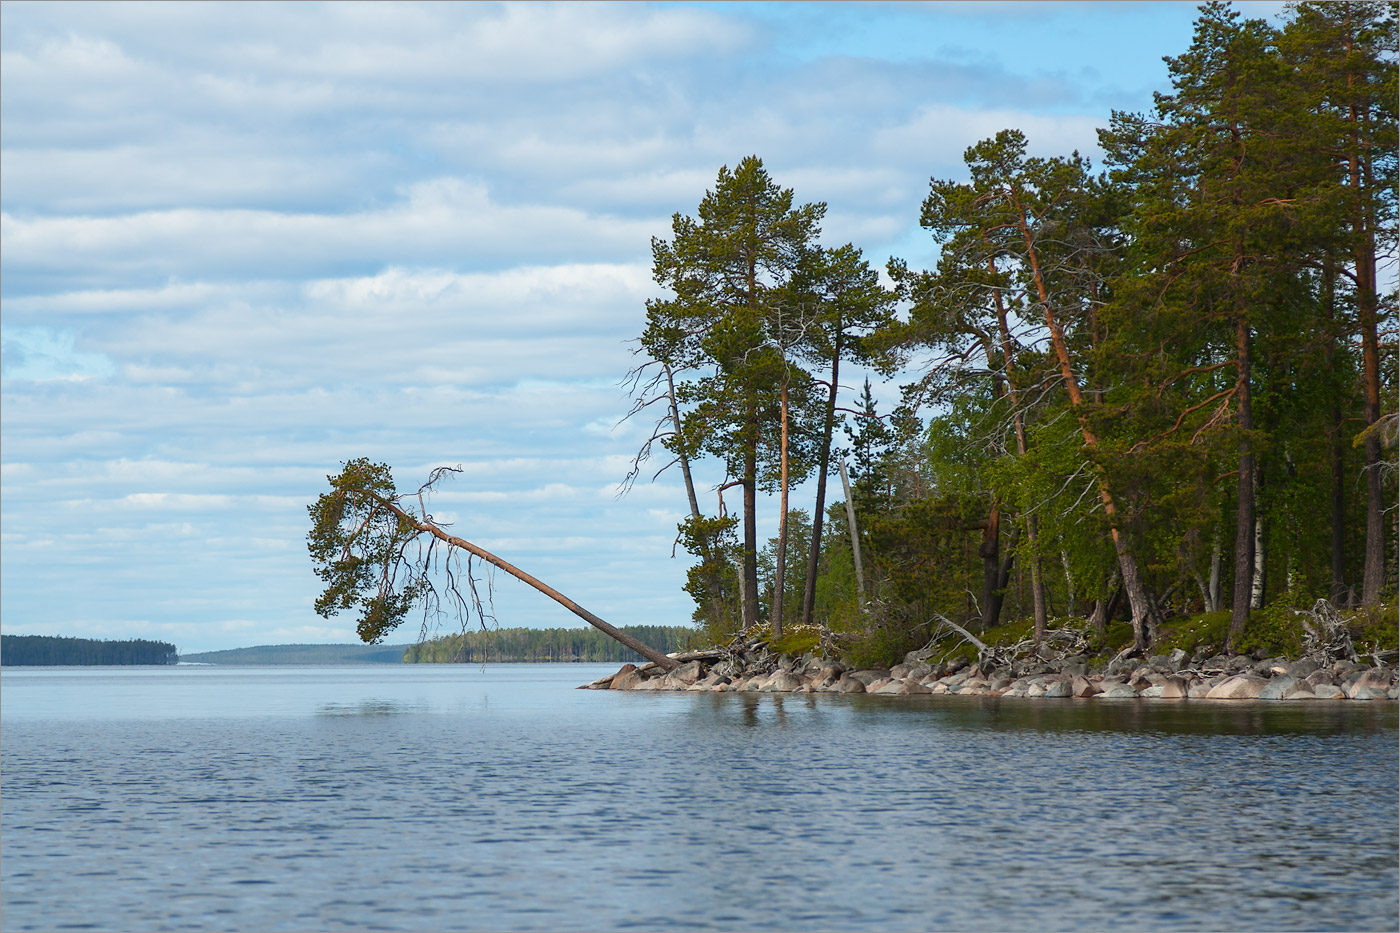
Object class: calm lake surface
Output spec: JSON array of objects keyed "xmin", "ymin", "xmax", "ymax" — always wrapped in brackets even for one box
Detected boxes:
[{"xmin": 2, "ymin": 664, "xmax": 1396, "ymax": 932}]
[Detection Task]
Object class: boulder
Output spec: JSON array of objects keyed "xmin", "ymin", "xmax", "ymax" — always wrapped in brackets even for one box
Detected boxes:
[
  {"xmin": 1167, "ymin": 648, "xmax": 1189, "ymax": 672},
  {"xmin": 610, "ymin": 664, "xmax": 641, "ymax": 690},
  {"xmin": 1390, "ymin": 685, "xmax": 1399, "ymax": 700},
  {"xmin": 989, "ymin": 673, "xmax": 1015, "ymax": 693},
  {"xmin": 899, "ymin": 680, "xmax": 933, "ymax": 695},
  {"xmin": 1043, "ymin": 680, "xmax": 1072, "ymax": 699},
  {"xmin": 1206, "ymin": 674, "xmax": 1268, "ymax": 699},
  {"xmin": 866, "ymin": 677, "xmax": 895, "ymax": 694},
  {"xmin": 1026, "ymin": 682, "xmax": 1047, "ymax": 698},
  {"xmin": 1286, "ymin": 658, "xmax": 1321, "ymax": 679},
  {"xmin": 1312, "ymin": 683, "xmax": 1345, "ymax": 699},
  {"xmin": 1305, "ymin": 669, "xmax": 1337, "ymax": 687},
  {"xmin": 835, "ymin": 674, "xmax": 867, "ymax": 694},
  {"xmin": 1100, "ymin": 683, "xmax": 1139, "ymax": 699},
  {"xmin": 1345, "ymin": 667, "xmax": 1395, "ymax": 698},
  {"xmin": 908, "ymin": 662, "xmax": 934, "ymax": 681},
  {"xmin": 1258, "ymin": 676, "xmax": 1298, "ymax": 700},
  {"xmin": 1350, "ymin": 686, "xmax": 1390, "ymax": 701},
  {"xmin": 1187, "ymin": 680, "xmax": 1216, "ymax": 699},
  {"xmin": 889, "ymin": 663, "xmax": 913, "ymax": 680},
  {"xmin": 1070, "ymin": 676, "xmax": 1100, "ymax": 698},
  {"xmin": 849, "ymin": 669, "xmax": 890, "ymax": 686},
  {"xmin": 764, "ymin": 671, "xmax": 806, "ymax": 692},
  {"xmin": 1281, "ymin": 683, "xmax": 1318, "ymax": 700},
  {"xmin": 673, "ymin": 660, "xmax": 704, "ymax": 685},
  {"xmin": 1148, "ymin": 676, "xmax": 1189, "ymax": 699},
  {"xmin": 929, "ymin": 681, "xmax": 950, "ymax": 695}
]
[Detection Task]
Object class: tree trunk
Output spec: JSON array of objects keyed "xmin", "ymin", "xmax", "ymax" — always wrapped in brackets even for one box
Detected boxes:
[
  {"xmin": 380, "ymin": 499, "xmax": 678, "ymax": 670},
  {"xmin": 989, "ymin": 266, "xmax": 1048, "ymax": 640},
  {"xmin": 802, "ymin": 330, "xmax": 841, "ymax": 627},
  {"xmin": 1228, "ymin": 316, "xmax": 1256, "ymax": 652},
  {"xmin": 1251, "ymin": 465, "xmax": 1266, "ymax": 610},
  {"xmin": 1017, "ymin": 209, "xmax": 1151, "ymax": 650},
  {"xmin": 742, "ymin": 397, "xmax": 760, "ymax": 630},
  {"xmin": 771, "ymin": 385, "xmax": 790, "ymax": 638},
  {"xmin": 1209, "ymin": 529, "xmax": 1222, "ymax": 613},
  {"xmin": 979, "ymin": 501, "xmax": 1003, "ymax": 630},
  {"xmin": 839, "ymin": 460, "xmax": 866, "ymax": 606},
  {"xmin": 1322, "ymin": 262, "xmax": 1350, "ymax": 607},
  {"xmin": 1352, "ymin": 91, "xmax": 1385, "ymax": 606}
]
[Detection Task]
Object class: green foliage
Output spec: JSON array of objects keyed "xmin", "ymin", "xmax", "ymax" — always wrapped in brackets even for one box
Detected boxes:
[
  {"xmin": 1233, "ymin": 599, "xmax": 1307, "ymax": 659},
  {"xmin": 307, "ymin": 459, "xmax": 432, "ymax": 643},
  {"xmin": 1349, "ymin": 600, "xmax": 1400, "ymax": 654}
]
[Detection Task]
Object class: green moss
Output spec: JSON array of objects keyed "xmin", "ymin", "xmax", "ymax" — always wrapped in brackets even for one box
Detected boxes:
[
  {"xmin": 1151, "ymin": 611, "xmax": 1231, "ymax": 656},
  {"xmin": 770, "ymin": 628, "xmax": 821, "ymax": 657}
]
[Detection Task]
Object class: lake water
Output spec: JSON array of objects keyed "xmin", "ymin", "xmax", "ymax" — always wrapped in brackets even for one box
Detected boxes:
[{"xmin": 2, "ymin": 664, "xmax": 1396, "ymax": 932}]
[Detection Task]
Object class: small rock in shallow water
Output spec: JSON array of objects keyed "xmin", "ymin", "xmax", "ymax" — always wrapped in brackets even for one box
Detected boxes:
[
  {"xmin": 1100, "ymin": 684, "xmax": 1138, "ymax": 699},
  {"xmin": 1313, "ymin": 683, "xmax": 1345, "ymax": 699},
  {"xmin": 1042, "ymin": 680, "xmax": 1072, "ymax": 699}
]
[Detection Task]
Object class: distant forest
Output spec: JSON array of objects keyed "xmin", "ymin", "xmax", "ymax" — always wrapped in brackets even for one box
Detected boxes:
[
  {"xmin": 179, "ymin": 643, "xmax": 412, "ymax": 665},
  {"xmin": 405, "ymin": 626, "xmax": 695, "ymax": 663},
  {"xmin": 2, "ymin": 635, "xmax": 178, "ymax": 666}
]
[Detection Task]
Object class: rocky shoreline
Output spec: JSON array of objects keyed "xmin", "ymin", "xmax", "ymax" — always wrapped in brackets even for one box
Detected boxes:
[{"xmin": 584, "ymin": 643, "xmax": 1399, "ymax": 702}]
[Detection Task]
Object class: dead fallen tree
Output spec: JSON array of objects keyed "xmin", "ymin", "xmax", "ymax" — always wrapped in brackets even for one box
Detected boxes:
[{"xmin": 307, "ymin": 458, "xmax": 678, "ymax": 670}]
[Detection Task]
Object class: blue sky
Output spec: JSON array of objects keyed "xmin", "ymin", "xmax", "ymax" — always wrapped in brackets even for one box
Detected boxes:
[{"xmin": 0, "ymin": 1, "xmax": 1287, "ymax": 653}]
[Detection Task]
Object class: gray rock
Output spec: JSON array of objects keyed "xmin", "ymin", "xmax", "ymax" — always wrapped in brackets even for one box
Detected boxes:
[
  {"xmin": 835, "ymin": 675, "xmax": 866, "ymax": 694},
  {"xmin": 1043, "ymin": 680, "xmax": 1072, "ymax": 698},
  {"xmin": 849, "ymin": 669, "xmax": 890, "ymax": 686},
  {"xmin": 889, "ymin": 663, "xmax": 913, "ymax": 680},
  {"xmin": 1305, "ymin": 669, "xmax": 1337, "ymax": 687},
  {"xmin": 1187, "ymin": 679, "xmax": 1217, "ymax": 699},
  {"xmin": 908, "ymin": 662, "xmax": 934, "ymax": 681},
  {"xmin": 1206, "ymin": 674, "xmax": 1268, "ymax": 699},
  {"xmin": 1026, "ymin": 682, "xmax": 1047, "ymax": 698},
  {"xmin": 1258, "ymin": 676, "xmax": 1298, "ymax": 700},
  {"xmin": 764, "ymin": 671, "xmax": 806, "ymax": 692},
  {"xmin": 1390, "ymin": 685, "xmax": 1399, "ymax": 700},
  {"xmin": 1346, "ymin": 667, "xmax": 1396, "ymax": 698},
  {"xmin": 1312, "ymin": 683, "xmax": 1345, "ymax": 699},
  {"xmin": 898, "ymin": 680, "xmax": 933, "ymax": 695},
  {"xmin": 1100, "ymin": 684, "xmax": 1139, "ymax": 699},
  {"xmin": 989, "ymin": 673, "xmax": 1015, "ymax": 692},
  {"xmin": 1286, "ymin": 658, "xmax": 1321, "ymax": 679},
  {"xmin": 869, "ymin": 679, "xmax": 903, "ymax": 695},
  {"xmin": 1070, "ymin": 676, "xmax": 1100, "ymax": 698},
  {"xmin": 1167, "ymin": 648, "xmax": 1189, "ymax": 672},
  {"xmin": 1281, "ymin": 683, "xmax": 1317, "ymax": 700},
  {"xmin": 1140, "ymin": 684, "xmax": 1166, "ymax": 698},
  {"xmin": 1350, "ymin": 686, "xmax": 1390, "ymax": 701},
  {"xmin": 1156, "ymin": 676, "xmax": 1189, "ymax": 699}
]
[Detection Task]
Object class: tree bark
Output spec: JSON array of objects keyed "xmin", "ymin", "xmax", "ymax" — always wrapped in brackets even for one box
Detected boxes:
[
  {"xmin": 839, "ymin": 460, "xmax": 866, "ymax": 606},
  {"xmin": 771, "ymin": 385, "xmax": 790, "ymax": 638},
  {"xmin": 380, "ymin": 499, "xmax": 679, "ymax": 670},
  {"xmin": 1017, "ymin": 205, "xmax": 1151, "ymax": 650},
  {"xmin": 742, "ymin": 405, "xmax": 760, "ymax": 630},
  {"xmin": 989, "ymin": 262, "xmax": 1048, "ymax": 640},
  {"xmin": 1228, "ymin": 316, "xmax": 1256, "ymax": 651},
  {"xmin": 802, "ymin": 328, "xmax": 841, "ymax": 628}
]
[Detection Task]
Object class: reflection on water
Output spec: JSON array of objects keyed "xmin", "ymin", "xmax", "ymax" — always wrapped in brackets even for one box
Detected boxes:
[
  {"xmin": 2, "ymin": 664, "xmax": 1396, "ymax": 933},
  {"xmin": 316, "ymin": 698, "xmax": 429, "ymax": 717}
]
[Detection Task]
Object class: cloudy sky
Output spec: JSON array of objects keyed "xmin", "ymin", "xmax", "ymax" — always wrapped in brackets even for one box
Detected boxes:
[{"xmin": 1, "ymin": 1, "xmax": 1286, "ymax": 653}]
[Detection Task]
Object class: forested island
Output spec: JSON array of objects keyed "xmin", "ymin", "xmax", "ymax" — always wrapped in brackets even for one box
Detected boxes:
[
  {"xmin": 2, "ymin": 635, "xmax": 178, "ymax": 667},
  {"xmin": 307, "ymin": 3, "xmax": 1397, "ymax": 677},
  {"xmin": 179, "ymin": 643, "xmax": 411, "ymax": 665},
  {"xmin": 405, "ymin": 626, "xmax": 694, "ymax": 663}
]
